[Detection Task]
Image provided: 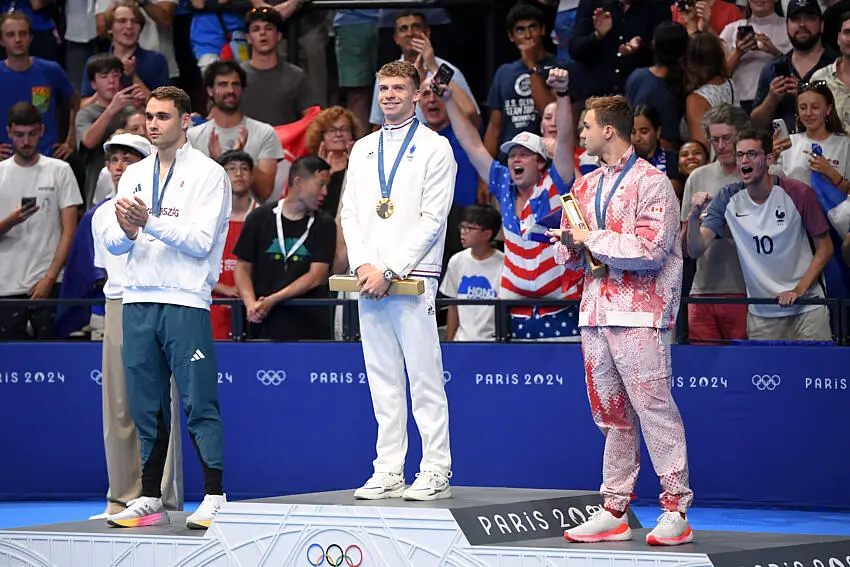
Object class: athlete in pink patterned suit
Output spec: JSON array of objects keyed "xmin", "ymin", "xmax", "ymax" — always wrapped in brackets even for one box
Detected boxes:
[{"xmin": 545, "ymin": 91, "xmax": 693, "ymax": 546}]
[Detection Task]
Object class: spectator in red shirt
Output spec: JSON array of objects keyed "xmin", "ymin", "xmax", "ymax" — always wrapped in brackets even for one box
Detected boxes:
[{"xmin": 210, "ymin": 150, "xmax": 257, "ymax": 340}]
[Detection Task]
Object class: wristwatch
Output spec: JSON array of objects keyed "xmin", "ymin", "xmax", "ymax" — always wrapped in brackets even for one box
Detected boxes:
[{"xmin": 383, "ymin": 269, "xmax": 395, "ymax": 282}]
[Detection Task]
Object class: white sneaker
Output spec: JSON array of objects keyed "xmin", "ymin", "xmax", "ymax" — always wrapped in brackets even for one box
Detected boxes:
[
  {"xmin": 186, "ymin": 494, "xmax": 227, "ymax": 529},
  {"xmin": 564, "ymin": 509, "xmax": 632, "ymax": 543},
  {"xmin": 89, "ymin": 511, "xmax": 109, "ymax": 520},
  {"xmin": 646, "ymin": 511, "xmax": 694, "ymax": 546},
  {"xmin": 106, "ymin": 497, "xmax": 169, "ymax": 528},
  {"xmin": 353, "ymin": 472, "xmax": 405, "ymax": 500},
  {"xmin": 402, "ymin": 471, "xmax": 452, "ymax": 501}
]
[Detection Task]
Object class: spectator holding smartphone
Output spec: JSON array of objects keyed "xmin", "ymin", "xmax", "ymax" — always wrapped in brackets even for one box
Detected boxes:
[
  {"xmin": 0, "ymin": 103, "xmax": 82, "ymax": 340},
  {"xmin": 720, "ymin": 0, "xmax": 791, "ymax": 113},
  {"xmin": 750, "ymin": 0, "xmax": 835, "ymax": 132}
]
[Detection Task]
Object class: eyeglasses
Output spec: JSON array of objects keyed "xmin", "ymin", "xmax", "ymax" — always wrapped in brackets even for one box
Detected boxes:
[
  {"xmin": 324, "ymin": 126, "xmax": 351, "ymax": 136},
  {"xmin": 460, "ymin": 224, "xmax": 484, "ymax": 232},
  {"xmin": 735, "ymin": 150, "xmax": 765, "ymax": 160},
  {"xmin": 709, "ymin": 134, "xmax": 735, "ymax": 147},
  {"xmin": 225, "ymin": 164, "xmax": 251, "ymax": 174}
]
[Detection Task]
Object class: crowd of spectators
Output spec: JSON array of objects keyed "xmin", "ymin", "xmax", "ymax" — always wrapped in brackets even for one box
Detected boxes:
[{"xmin": 0, "ymin": 0, "xmax": 849, "ymax": 344}]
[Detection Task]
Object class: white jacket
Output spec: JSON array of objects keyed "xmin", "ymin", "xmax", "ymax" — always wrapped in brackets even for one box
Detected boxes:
[
  {"xmin": 341, "ymin": 119, "xmax": 457, "ymax": 279},
  {"xmin": 103, "ymin": 142, "xmax": 232, "ymax": 310}
]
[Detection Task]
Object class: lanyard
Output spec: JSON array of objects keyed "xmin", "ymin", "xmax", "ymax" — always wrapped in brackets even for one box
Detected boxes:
[
  {"xmin": 273, "ymin": 204, "xmax": 314, "ymax": 262},
  {"xmin": 595, "ymin": 152, "xmax": 638, "ymax": 230},
  {"xmin": 151, "ymin": 155, "xmax": 176, "ymax": 217},
  {"xmin": 378, "ymin": 117, "xmax": 419, "ymax": 200}
]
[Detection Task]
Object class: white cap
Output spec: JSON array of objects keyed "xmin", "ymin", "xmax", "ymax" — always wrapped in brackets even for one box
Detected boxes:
[
  {"xmin": 103, "ymin": 133, "xmax": 152, "ymax": 158},
  {"xmin": 499, "ymin": 132, "xmax": 547, "ymax": 159}
]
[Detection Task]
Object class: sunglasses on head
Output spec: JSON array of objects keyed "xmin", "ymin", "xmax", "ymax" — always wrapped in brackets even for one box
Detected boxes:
[{"xmin": 798, "ymin": 80, "xmax": 829, "ymax": 94}]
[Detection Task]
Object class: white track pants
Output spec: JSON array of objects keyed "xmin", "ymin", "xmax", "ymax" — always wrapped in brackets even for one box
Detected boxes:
[{"xmin": 358, "ymin": 278, "xmax": 451, "ymax": 475}]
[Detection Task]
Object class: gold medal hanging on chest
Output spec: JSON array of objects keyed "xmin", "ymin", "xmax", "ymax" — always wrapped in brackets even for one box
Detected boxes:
[{"xmin": 376, "ymin": 198, "xmax": 395, "ymax": 219}]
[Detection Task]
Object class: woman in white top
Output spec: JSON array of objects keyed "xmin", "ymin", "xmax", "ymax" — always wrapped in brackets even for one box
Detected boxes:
[
  {"xmin": 720, "ymin": 0, "xmax": 790, "ymax": 111},
  {"xmin": 776, "ymin": 81, "xmax": 850, "ymax": 192},
  {"xmin": 683, "ymin": 32, "xmax": 739, "ymax": 147}
]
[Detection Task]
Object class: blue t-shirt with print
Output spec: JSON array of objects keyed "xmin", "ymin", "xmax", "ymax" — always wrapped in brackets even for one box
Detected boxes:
[
  {"xmin": 80, "ymin": 46, "xmax": 169, "ymax": 97},
  {"xmin": 0, "ymin": 58, "xmax": 75, "ymax": 156},
  {"xmin": 486, "ymin": 54, "xmax": 559, "ymax": 148},
  {"xmin": 191, "ymin": 12, "xmax": 245, "ymax": 59}
]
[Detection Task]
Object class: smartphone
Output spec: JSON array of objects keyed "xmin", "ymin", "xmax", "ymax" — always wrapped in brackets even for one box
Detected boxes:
[
  {"xmin": 20, "ymin": 197, "xmax": 37, "ymax": 209},
  {"xmin": 431, "ymin": 63, "xmax": 455, "ymax": 95},
  {"xmin": 737, "ymin": 24, "xmax": 755, "ymax": 39},
  {"xmin": 772, "ymin": 118, "xmax": 790, "ymax": 141},
  {"xmin": 773, "ymin": 59, "xmax": 791, "ymax": 78},
  {"xmin": 676, "ymin": 0, "xmax": 695, "ymax": 11}
]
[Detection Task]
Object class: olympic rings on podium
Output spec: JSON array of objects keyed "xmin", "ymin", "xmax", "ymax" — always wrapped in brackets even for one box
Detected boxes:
[
  {"xmin": 256, "ymin": 370, "xmax": 286, "ymax": 386},
  {"xmin": 306, "ymin": 543, "xmax": 363, "ymax": 567}
]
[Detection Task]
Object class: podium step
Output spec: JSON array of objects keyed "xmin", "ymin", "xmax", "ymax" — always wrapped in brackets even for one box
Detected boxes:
[{"xmin": 2, "ymin": 488, "xmax": 849, "ymax": 567}]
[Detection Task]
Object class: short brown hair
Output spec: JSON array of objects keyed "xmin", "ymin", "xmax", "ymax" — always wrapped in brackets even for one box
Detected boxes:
[
  {"xmin": 735, "ymin": 127, "xmax": 773, "ymax": 155},
  {"xmin": 104, "ymin": 0, "xmax": 145, "ymax": 33},
  {"xmin": 0, "ymin": 12, "xmax": 32, "ymax": 35},
  {"xmin": 305, "ymin": 106, "xmax": 361, "ymax": 155},
  {"xmin": 376, "ymin": 61, "xmax": 420, "ymax": 90},
  {"xmin": 586, "ymin": 96, "xmax": 634, "ymax": 142},
  {"xmin": 150, "ymin": 86, "xmax": 192, "ymax": 117}
]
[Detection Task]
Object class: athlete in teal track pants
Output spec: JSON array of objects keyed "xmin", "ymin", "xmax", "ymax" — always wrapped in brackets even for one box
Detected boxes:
[{"xmin": 101, "ymin": 86, "xmax": 232, "ymax": 530}]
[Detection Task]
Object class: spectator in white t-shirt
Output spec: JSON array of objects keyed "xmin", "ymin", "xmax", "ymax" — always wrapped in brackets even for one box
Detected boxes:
[
  {"xmin": 720, "ymin": 0, "xmax": 791, "ymax": 111},
  {"xmin": 188, "ymin": 60, "xmax": 285, "ymax": 203},
  {"xmin": 0, "ymin": 103, "xmax": 82, "ymax": 339},
  {"xmin": 688, "ymin": 127, "xmax": 833, "ymax": 341},
  {"xmin": 774, "ymin": 80, "xmax": 850, "ymax": 193},
  {"xmin": 439, "ymin": 204, "xmax": 505, "ymax": 342}
]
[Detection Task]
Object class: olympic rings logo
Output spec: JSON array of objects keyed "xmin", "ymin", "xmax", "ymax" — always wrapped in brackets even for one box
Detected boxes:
[
  {"xmin": 256, "ymin": 370, "xmax": 286, "ymax": 386},
  {"xmin": 752, "ymin": 374, "xmax": 781, "ymax": 391},
  {"xmin": 306, "ymin": 543, "xmax": 362, "ymax": 567},
  {"xmin": 90, "ymin": 369, "xmax": 103, "ymax": 386}
]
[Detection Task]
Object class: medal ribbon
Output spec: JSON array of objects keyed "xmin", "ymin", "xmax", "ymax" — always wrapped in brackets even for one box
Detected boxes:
[
  {"xmin": 274, "ymin": 203, "xmax": 314, "ymax": 262},
  {"xmin": 151, "ymin": 155, "xmax": 176, "ymax": 217},
  {"xmin": 378, "ymin": 117, "xmax": 419, "ymax": 201},
  {"xmin": 595, "ymin": 151, "xmax": 638, "ymax": 230}
]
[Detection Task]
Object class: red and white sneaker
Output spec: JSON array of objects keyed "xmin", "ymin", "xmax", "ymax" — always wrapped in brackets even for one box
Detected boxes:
[
  {"xmin": 646, "ymin": 512, "xmax": 694, "ymax": 546},
  {"xmin": 564, "ymin": 509, "xmax": 632, "ymax": 543}
]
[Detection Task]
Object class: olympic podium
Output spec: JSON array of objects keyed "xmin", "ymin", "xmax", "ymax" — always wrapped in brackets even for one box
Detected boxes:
[{"xmin": 3, "ymin": 487, "xmax": 850, "ymax": 567}]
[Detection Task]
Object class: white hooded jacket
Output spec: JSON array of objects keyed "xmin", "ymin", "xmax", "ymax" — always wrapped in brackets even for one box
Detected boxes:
[{"xmin": 102, "ymin": 141, "xmax": 232, "ymax": 310}]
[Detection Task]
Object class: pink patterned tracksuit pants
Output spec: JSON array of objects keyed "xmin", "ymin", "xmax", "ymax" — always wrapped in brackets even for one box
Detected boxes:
[{"xmin": 580, "ymin": 326, "xmax": 693, "ymax": 514}]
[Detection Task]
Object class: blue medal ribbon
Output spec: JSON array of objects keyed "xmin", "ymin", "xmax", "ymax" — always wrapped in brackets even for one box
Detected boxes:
[
  {"xmin": 595, "ymin": 151, "xmax": 639, "ymax": 230},
  {"xmin": 151, "ymin": 155, "xmax": 176, "ymax": 217},
  {"xmin": 378, "ymin": 117, "xmax": 419, "ymax": 201}
]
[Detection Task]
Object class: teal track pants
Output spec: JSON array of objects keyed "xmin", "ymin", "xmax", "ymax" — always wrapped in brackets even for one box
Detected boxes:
[{"xmin": 123, "ymin": 303, "xmax": 224, "ymax": 496}]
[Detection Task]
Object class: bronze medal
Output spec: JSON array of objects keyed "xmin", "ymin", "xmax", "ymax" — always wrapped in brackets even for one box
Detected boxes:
[{"xmin": 376, "ymin": 198, "xmax": 395, "ymax": 219}]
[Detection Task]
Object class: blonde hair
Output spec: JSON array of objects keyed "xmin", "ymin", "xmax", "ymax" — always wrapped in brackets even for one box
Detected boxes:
[
  {"xmin": 305, "ymin": 106, "xmax": 361, "ymax": 155},
  {"xmin": 376, "ymin": 60, "xmax": 420, "ymax": 90}
]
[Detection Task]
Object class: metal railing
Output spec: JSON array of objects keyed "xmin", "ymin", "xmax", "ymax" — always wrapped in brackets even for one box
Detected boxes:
[{"xmin": 0, "ymin": 296, "xmax": 847, "ymax": 345}]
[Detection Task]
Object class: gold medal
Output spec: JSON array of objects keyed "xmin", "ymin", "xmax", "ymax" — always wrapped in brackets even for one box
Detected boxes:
[{"xmin": 376, "ymin": 198, "xmax": 394, "ymax": 219}]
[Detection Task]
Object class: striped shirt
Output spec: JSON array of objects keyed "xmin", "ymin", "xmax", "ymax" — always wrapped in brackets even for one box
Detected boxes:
[{"xmin": 489, "ymin": 161, "xmax": 582, "ymax": 302}]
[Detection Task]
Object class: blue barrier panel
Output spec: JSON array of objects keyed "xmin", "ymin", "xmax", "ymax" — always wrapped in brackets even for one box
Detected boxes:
[{"xmin": 0, "ymin": 343, "xmax": 848, "ymax": 510}]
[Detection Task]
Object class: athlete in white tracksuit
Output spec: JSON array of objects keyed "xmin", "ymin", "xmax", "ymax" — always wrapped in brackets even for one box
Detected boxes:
[{"xmin": 340, "ymin": 61, "xmax": 457, "ymax": 501}]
